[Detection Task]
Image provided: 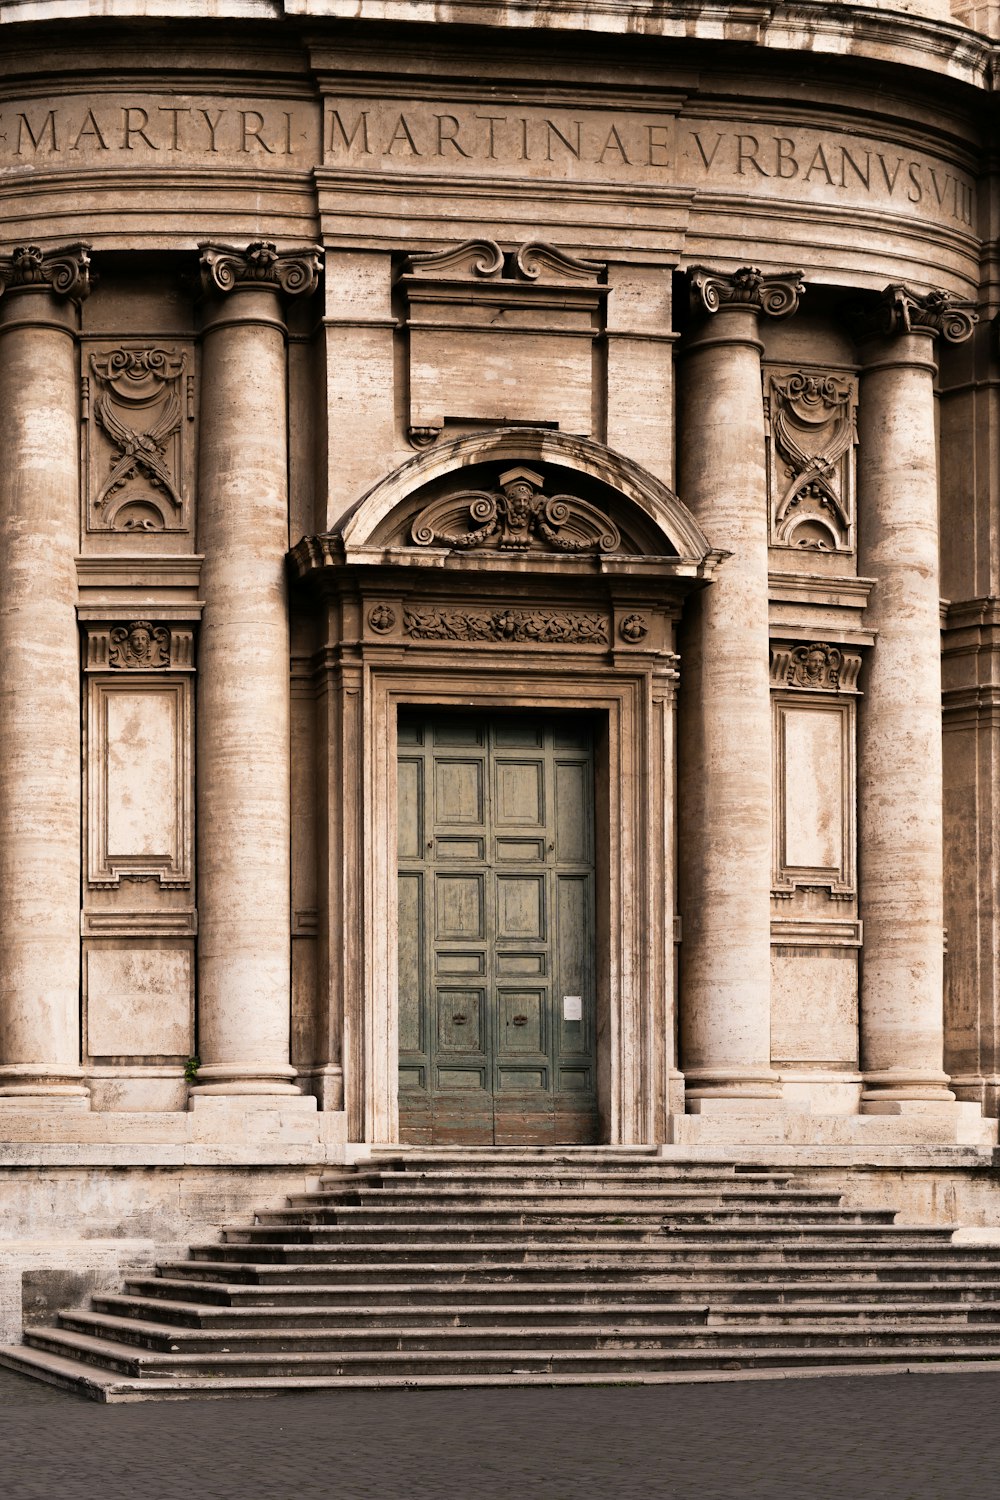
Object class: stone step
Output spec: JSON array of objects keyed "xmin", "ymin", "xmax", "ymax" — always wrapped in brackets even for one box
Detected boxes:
[
  {"xmin": 22, "ymin": 1326, "xmax": 1000, "ymax": 1381},
  {"xmin": 89, "ymin": 1294, "xmax": 1000, "ymax": 1333},
  {"xmin": 318, "ymin": 1169, "xmax": 799, "ymax": 1189},
  {"xmin": 225, "ymin": 1211, "xmax": 901, "ymax": 1242},
  {"xmin": 287, "ymin": 1187, "xmax": 848, "ymax": 1211},
  {"xmin": 52, "ymin": 1308, "xmax": 1000, "ymax": 1358},
  {"xmin": 253, "ymin": 1204, "xmax": 890, "ymax": 1227},
  {"xmin": 188, "ymin": 1232, "xmax": 964, "ymax": 1263},
  {"xmin": 121, "ymin": 1274, "xmax": 1000, "ymax": 1310},
  {"xmin": 155, "ymin": 1251, "xmax": 1000, "ymax": 1284},
  {"xmin": 9, "ymin": 1343, "xmax": 1000, "ymax": 1402}
]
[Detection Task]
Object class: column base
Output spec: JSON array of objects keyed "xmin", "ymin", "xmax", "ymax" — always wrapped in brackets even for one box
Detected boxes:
[
  {"xmin": 948, "ymin": 1074, "xmax": 1000, "ymax": 1119},
  {"xmin": 295, "ymin": 1065, "xmax": 344, "ymax": 1111},
  {"xmin": 684, "ymin": 1066, "xmax": 783, "ymax": 1114},
  {"xmin": 0, "ymin": 1067, "xmax": 90, "ymax": 1111},
  {"xmin": 860, "ymin": 1070, "xmax": 955, "ymax": 1109},
  {"xmin": 187, "ymin": 1063, "xmax": 313, "ymax": 1105}
]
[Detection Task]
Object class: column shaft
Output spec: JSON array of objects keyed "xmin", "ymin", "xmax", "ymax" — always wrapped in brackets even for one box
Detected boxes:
[
  {"xmin": 678, "ymin": 307, "xmax": 778, "ymax": 1105},
  {"xmin": 858, "ymin": 334, "xmax": 953, "ymax": 1103},
  {"xmin": 0, "ymin": 290, "xmax": 86, "ymax": 1104},
  {"xmin": 194, "ymin": 289, "xmax": 299, "ymax": 1096}
]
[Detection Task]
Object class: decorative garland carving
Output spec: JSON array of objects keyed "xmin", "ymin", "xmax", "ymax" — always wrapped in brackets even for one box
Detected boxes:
[
  {"xmin": 0, "ymin": 242, "xmax": 92, "ymax": 301},
  {"xmin": 770, "ymin": 642, "xmax": 862, "ymax": 694},
  {"xmin": 411, "ymin": 467, "xmax": 621, "ymax": 553},
  {"xmin": 199, "ymin": 240, "xmax": 323, "ymax": 298},
  {"xmin": 403, "ymin": 607, "xmax": 609, "ymax": 644},
  {"xmin": 90, "ymin": 348, "xmax": 188, "ymax": 529},
  {"xmin": 108, "ymin": 620, "xmax": 171, "ymax": 670},
  {"xmin": 690, "ymin": 265, "xmax": 805, "ymax": 320},
  {"xmin": 767, "ymin": 370, "xmax": 857, "ymax": 552}
]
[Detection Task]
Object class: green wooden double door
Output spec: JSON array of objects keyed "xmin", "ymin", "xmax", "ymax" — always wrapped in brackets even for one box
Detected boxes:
[{"xmin": 397, "ymin": 711, "xmax": 599, "ymax": 1145}]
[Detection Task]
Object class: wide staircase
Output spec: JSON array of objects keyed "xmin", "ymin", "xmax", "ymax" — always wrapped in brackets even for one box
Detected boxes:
[{"xmin": 5, "ymin": 1147, "xmax": 1000, "ymax": 1400}]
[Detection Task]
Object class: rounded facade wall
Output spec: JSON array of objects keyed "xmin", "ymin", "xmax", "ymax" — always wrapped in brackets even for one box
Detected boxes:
[{"xmin": 0, "ymin": 2, "xmax": 996, "ymax": 1144}]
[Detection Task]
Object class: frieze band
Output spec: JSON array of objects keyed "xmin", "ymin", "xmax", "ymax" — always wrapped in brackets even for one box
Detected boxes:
[{"xmin": 402, "ymin": 607, "xmax": 610, "ymax": 644}]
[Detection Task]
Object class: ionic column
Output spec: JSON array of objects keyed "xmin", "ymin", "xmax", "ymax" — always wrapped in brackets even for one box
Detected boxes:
[
  {"xmin": 856, "ymin": 286, "xmax": 976, "ymax": 1110},
  {"xmin": 191, "ymin": 240, "xmax": 322, "ymax": 1102},
  {"xmin": 0, "ymin": 245, "xmax": 91, "ymax": 1108},
  {"xmin": 678, "ymin": 266, "xmax": 804, "ymax": 1110}
]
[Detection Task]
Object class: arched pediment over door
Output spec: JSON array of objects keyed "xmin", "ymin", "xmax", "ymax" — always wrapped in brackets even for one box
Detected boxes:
[{"xmin": 289, "ymin": 428, "xmax": 723, "ymax": 1147}]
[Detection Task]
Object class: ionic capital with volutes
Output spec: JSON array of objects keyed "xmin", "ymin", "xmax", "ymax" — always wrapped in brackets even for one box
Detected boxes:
[
  {"xmin": 0, "ymin": 243, "xmax": 92, "ymax": 302},
  {"xmin": 853, "ymin": 284, "xmax": 978, "ymax": 345},
  {"xmin": 689, "ymin": 264, "xmax": 806, "ymax": 321},
  {"xmin": 198, "ymin": 239, "xmax": 323, "ymax": 299}
]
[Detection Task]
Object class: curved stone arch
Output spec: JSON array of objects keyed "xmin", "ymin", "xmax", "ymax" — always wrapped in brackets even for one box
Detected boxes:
[{"xmin": 336, "ymin": 427, "xmax": 712, "ymax": 561}]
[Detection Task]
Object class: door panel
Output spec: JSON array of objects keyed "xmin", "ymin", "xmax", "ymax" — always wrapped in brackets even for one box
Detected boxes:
[{"xmin": 398, "ymin": 711, "xmax": 598, "ymax": 1145}]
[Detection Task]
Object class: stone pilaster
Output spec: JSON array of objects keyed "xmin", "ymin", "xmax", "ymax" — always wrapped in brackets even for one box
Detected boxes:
[
  {"xmin": 856, "ymin": 285, "xmax": 977, "ymax": 1111},
  {"xmin": 0, "ymin": 244, "xmax": 91, "ymax": 1108},
  {"xmin": 678, "ymin": 265, "xmax": 805, "ymax": 1111},
  {"xmin": 191, "ymin": 241, "xmax": 322, "ymax": 1103}
]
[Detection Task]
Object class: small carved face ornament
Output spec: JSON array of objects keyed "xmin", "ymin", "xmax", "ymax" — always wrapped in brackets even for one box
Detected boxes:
[
  {"xmin": 129, "ymin": 626, "xmax": 151, "ymax": 658},
  {"xmin": 803, "ymin": 649, "xmax": 827, "ymax": 681},
  {"xmin": 503, "ymin": 481, "xmax": 534, "ymax": 523}
]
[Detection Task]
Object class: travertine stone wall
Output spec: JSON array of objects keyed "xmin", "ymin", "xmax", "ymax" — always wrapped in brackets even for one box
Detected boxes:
[{"xmin": 0, "ymin": 4, "xmax": 995, "ymax": 1151}]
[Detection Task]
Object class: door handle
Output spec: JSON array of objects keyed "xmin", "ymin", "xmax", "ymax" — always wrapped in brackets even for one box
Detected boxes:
[
  {"xmin": 512, "ymin": 1015, "xmax": 528, "ymax": 1027},
  {"xmin": 452, "ymin": 1013, "xmax": 467, "ymax": 1025}
]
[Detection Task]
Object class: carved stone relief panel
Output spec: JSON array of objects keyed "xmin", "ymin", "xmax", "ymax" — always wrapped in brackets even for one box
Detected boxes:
[
  {"xmin": 765, "ymin": 367, "xmax": 857, "ymax": 554},
  {"xmin": 83, "ymin": 344, "xmax": 195, "ymax": 535},
  {"xmin": 398, "ymin": 239, "xmax": 607, "ymax": 444},
  {"xmin": 410, "ymin": 467, "xmax": 622, "ymax": 554},
  {"xmin": 84, "ymin": 624, "xmax": 195, "ymax": 892},
  {"xmin": 770, "ymin": 643, "xmax": 861, "ymax": 899}
]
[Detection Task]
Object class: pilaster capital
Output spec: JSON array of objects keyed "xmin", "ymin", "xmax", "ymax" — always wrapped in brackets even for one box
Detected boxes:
[
  {"xmin": 198, "ymin": 240, "xmax": 323, "ymax": 299},
  {"xmin": 854, "ymin": 283, "xmax": 978, "ymax": 344},
  {"xmin": 689, "ymin": 264, "xmax": 805, "ymax": 320},
  {"xmin": 0, "ymin": 242, "xmax": 92, "ymax": 302}
]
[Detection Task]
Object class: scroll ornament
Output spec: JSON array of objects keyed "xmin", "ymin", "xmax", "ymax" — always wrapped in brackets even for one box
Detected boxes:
[
  {"xmin": 690, "ymin": 265, "xmax": 805, "ymax": 320},
  {"xmin": 871, "ymin": 284, "xmax": 978, "ymax": 344},
  {"xmin": 770, "ymin": 642, "xmax": 861, "ymax": 693},
  {"xmin": 199, "ymin": 240, "xmax": 323, "ymax": 298},
  {"xmin": 0, "ymin": 242, "xmax": 92, "ymax": 301},
  {"xmin": 411, "ymin": 467, "xmax": 621, "ymax": 553}
]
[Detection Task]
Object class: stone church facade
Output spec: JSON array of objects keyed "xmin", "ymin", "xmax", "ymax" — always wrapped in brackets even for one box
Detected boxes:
[{"xmin": 3, "ymin": 0, "xmax": 1000, "ymax": 1333}]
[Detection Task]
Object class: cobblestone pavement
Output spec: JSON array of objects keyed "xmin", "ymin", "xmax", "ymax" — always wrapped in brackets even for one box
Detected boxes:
[{"xmin": 2, "ymin": 1365, "xmax": 999, "ymax": 1500}]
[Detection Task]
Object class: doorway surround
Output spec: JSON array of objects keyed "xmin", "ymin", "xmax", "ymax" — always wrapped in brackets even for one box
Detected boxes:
[{"xmin": 289, "ymin": 428, "xmax": 720, "ymax": 1144}]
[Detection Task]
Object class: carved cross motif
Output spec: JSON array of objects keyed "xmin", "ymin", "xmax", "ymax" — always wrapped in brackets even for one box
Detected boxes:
[
  {"xmin": 690, "ymin": 264, "xmax": 805, "ymax": 319},
  {"xmin": 411, "ymin": 467, "xmax": 621, "ymax": 553},
  {"xmin": 199, "ymin": 240, "xmax": 323, "ymax": 298},
  {"xmin": 108, "ymin": 620, "xmax": 171, "ymax": 669},
  {"xmin": 0, "ymin": 242, "xmax": 92, "ymax": 301}
]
